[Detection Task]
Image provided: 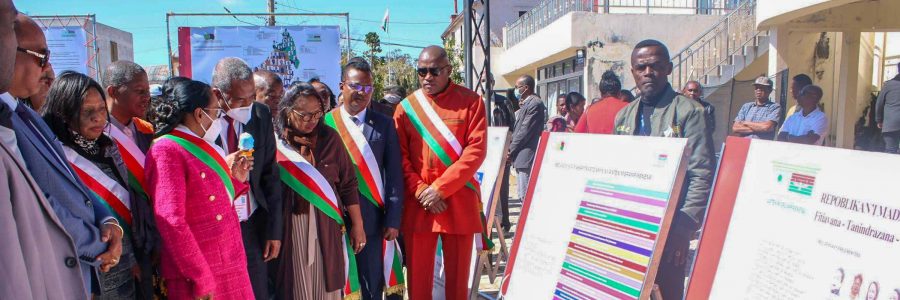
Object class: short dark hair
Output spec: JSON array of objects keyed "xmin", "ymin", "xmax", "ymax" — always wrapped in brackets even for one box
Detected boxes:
[
  {"xmin": 308, "ymin": 77, "xmax": 336, "ymax": 109},
  {"xmin": 620, "ymin": 89, "xmax": 635, "ymax": 102},
  {"xmin": 633, "ymin": 39, "xmax": 670, "ymax": 61},
  {"xmin": 342, "ymin": 57, "xmax": 373, "ymax": 80},
  {"xmin": 518, "ymin": 75, "xmax": 535, "ymax": 90},
  {"xmin": 792, "ymin": 74, "xmax": 813, "ymax": 87},
  {"xmin": 151, "ymin": 77, "xmax": 213, "ymax": 137},
  {"xmin": 800, "ymin": 84, "xmax": 824, "ymax": 100},
  {"xmin": 599, "ymin": 70, "xmax": 622, "ymax": 95},
  {"xmin": 276, "ymin": 81, "xmax": 325, "ymax": 134},
  {"xmin": 42, "ymin": 71, "xmax": 108, "ymax": 148},
  {"xmin": 565, "ymin": 92, "xmax": 586, "ymax": 109}
]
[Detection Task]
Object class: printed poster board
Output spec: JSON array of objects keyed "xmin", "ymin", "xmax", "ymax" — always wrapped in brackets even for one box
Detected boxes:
[
  {"xmin": 43, "ymin": 26, "xmax": 89, "ymax": 76},
  {"xmin": 501, "ymin": 132, "xmax": 689, "ymax": 299},
  {"xmin": 687, "ymin": 137, "xmax": 900, "ymax": 300},
  {"xmin": 432, "ymin": 126, "xmax": 511, "ymax": 299},
  {"xmin": 178, "ymin": 26, "xmax": 341, "ymax": 91}
]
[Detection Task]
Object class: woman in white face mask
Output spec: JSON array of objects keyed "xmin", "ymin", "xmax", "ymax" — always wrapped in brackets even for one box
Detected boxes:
[{"xmin": 145, "ymin": 77, "xmax": 256, "ymax": 300}]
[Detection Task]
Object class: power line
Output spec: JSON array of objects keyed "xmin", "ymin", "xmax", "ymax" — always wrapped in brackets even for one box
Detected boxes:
[
  {"xmin": 276, "ymin": 2, "xmax": 449, "ymax": 25},
  {"xmin": 222, "ymin": 6, "xmax": 260, "ymax": 26},
  {"xmin": 349, "ymin": 37, "xmax": 425, "ymax": 49}
]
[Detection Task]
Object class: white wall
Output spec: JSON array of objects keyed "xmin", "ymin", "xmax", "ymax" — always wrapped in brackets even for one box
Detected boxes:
[
  {"xmin": 95, "ymin": 22, "xmax": 133, "ymax": 81},
  {"xmin": 756, "ymin": 0, "xmax": 855, "ymax": 29}
]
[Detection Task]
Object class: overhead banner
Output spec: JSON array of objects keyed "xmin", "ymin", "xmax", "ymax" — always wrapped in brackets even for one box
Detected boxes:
[
  {"xmin": 43, "ymin": 26, "xmax": 89, "ymax": 76},
  {"xmin": 502, "ymin": 132, "xmax": 689, "ymax": 300},
  {"xmin": 178, "ymin": 26, "xmax": 341, "ymax": 91},
  {"xmin": 432, "ymin": 126, "xmax": 511, "ymax": 299},
  {"xmin": 688, "ymin": 138, "xmax": 900, "ymax": 300}
]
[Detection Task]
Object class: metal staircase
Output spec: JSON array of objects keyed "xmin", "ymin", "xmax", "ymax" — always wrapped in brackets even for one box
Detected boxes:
[{"xmin": 668, "ymin": 0, "xmax": 767, "ymax": 90}]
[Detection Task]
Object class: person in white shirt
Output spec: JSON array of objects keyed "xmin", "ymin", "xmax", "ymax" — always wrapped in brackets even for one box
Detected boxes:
[{"xmin": 778, "ymin": 85, "xmax": 828, "ymax": 145}]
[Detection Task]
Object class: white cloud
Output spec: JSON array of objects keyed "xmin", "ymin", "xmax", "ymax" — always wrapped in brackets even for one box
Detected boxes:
[{"xmin": 219, "ymin": 0, "xmax": 243, "ymax": 6}]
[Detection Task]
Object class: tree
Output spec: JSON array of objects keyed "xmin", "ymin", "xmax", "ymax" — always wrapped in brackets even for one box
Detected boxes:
[
  {"xmin": 442, "ymin": 35, "xmax": 465, "ymax": 85},
  {"xmin": 364, "ymin": 32, "xmax": 383, "ymax": 67}
]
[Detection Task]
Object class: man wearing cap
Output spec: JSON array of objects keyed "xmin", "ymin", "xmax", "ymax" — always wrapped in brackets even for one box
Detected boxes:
[
  {"xmin": 371, "ymin": 84, "xmax": 406, "ymax": 116},
  {"xmin": 732, "ymin": 75, "xmax": 782, "ymax": 140}
]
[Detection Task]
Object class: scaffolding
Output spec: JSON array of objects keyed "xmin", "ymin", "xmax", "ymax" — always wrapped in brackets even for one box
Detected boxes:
[{"xmin": 31, "ymin": 14, "xmax": 103, "ymax": 81}]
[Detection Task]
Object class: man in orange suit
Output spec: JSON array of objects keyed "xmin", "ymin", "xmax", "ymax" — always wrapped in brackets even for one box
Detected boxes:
[{"xmin": 393, "ymin": 45, "xmax": 487, "ymax": 300}]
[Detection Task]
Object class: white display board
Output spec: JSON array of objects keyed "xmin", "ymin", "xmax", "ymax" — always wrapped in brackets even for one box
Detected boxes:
[
  {"xmin": 432, "ymin": 126, "xmax": 511, "ymax": 299},
  {"xmin": 502, "ymin": 132, "xmax": 689, "ymax": 300},
  {"xmin": 43, "ymin": 26, "xmax": 89, "ymax": 76},
  {"xmin": 706, "ymin": 140, "xmax": 900, "ymax": 300},
  {"xmin": 179, "ymin": 26, "xmax": 341, "ymax": 91}
]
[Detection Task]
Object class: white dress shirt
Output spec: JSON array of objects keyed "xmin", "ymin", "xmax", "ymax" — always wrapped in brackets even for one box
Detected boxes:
[
  {"xmin": 779, "ymin": 107, "xmax": 829, "ymax": 145},
  {"xmin": 342, "ymin": 105, "xmax": 367, "ymax": 131}
]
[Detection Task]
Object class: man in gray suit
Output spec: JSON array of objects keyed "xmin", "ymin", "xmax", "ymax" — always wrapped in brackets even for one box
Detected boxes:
[
  {"xmin": 876, "ymin": 62, "xmax": 900, "ymax": 153},
  {"xmin": 508, "ymin": 74, "xmax": 546, "ymax": 201},
  {"xmin": 0, "ymin": 1, "xmax": 86, "ymax": 298},
  {"xmin": 7, "ymin": 13, "xmax": 123, "ymax": 296}
]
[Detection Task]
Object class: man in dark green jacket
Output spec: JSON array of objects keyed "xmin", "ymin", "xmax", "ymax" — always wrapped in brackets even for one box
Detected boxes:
[{"xmin": 614, "ymin": 39, "xmax": 715, "ymax": 300}]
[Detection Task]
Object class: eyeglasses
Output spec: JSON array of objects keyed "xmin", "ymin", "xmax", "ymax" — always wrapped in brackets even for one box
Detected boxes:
[
  {"xmin": 417, "ymin": 65, "xmax": 449, "ymax": 77},
  {"xmin": 346, "ymin": 82, "xmax": 374, "ymax": 94},
  {"xmin": 290, "ymin": 109, "xmax": 324, "ymax": 122},
  {"xmin": 17, "ymin": 47, "xmax": 50, "ymax": 68}
]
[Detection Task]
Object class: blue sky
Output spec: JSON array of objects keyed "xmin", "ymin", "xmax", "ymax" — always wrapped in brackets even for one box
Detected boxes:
[{"xmin": 16, "ymin": 0, "xmax": 454, "ymax": 66}]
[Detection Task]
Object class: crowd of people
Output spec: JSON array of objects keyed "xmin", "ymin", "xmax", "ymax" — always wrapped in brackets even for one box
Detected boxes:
[{"xmin": 5, "ymin": 0, "xmax": 900, "ymax": 299}]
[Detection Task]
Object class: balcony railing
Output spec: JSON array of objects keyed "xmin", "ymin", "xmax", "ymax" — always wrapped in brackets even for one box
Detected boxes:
[
  {"xmin": 668, "ymin": 0, "xmax": 759, "ymax": 89},
  {"xmin": 505, "ymin": 0, "xmax": 744, "ymax": 48}
]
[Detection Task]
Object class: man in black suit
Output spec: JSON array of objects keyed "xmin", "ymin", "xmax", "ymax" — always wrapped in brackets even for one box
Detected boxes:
[
  {"xmin": 334, "ymin": 58, "xmax": 405, "ymax": 300},
  {"xmin": 211, "ymin": 57, "xmax": 283, "ymax": 300}
]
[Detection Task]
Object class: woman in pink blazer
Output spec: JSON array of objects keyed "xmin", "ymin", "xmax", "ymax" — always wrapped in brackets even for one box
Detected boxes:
[{"xmin": 145, "ymin": 78, "xmax": 254, "ymax": 300}]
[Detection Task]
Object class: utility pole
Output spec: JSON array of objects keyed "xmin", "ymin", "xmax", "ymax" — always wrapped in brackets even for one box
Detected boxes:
[{"xmin": 267, "ymin": 0, "xmax": 276, "ymax": 26}]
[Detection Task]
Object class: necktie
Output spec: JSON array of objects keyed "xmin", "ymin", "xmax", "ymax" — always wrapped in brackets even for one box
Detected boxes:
[
  {"xmin": 350, "ymin": 116, "xmax": 361, "ymax": 127},
  {"xmin": 0, "ymin": 102, "xmax": 12, "ymax": 129},
  {"xmin": 224, "ymin": 115, "xmax": 238, "ymax": 153}
]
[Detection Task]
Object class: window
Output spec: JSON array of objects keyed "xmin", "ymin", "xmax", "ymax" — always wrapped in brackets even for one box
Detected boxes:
[
  {"xmin": 518, "ymin": 11, "xmax": 527, "ymax": 17},
  {"xmin": 110, "ymin": 41, "xmax": 119, "ymax": 62}
]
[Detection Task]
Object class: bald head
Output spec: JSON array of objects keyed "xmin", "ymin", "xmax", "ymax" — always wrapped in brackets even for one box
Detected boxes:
[
  {"xmin": 682, "ymin": 80, "xmax": 702, "ymax": 101},
  {"xmin": 419, "ymin": 45, "xmax": 449, "ymax": 64},
  {"xmin": 10, "ymin": 13, "xmax": 49, "ymax": 99},
  {"xmin": 253, "ymin": 69, "xmax": 284, "ymax": 113},
  {"xmin": 417, "ymin": 45, "xmax": 453, "ymax": 95}
]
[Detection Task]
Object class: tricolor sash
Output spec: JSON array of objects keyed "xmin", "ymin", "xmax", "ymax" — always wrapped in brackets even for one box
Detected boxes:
[
  {"xmin": 275, "ymin": 136, "xmax": 361, "ymax": 300},
  {"xmin": 400, "ymin": 90, "xmax": 480, "ymax": 192},
  {"xmin": 399, "ymin": 90, "xmax": 494, "ymax": 252},
  {"xmin": 107, "ymin": 124, "xmax": 148, "ymax": 199},
  {"xmin": 63, "ymin": 145, "xmax": 133, "ymax": 235},
  {"xmin": 324, "ymin": 108, "xmax": 406, "ymax": 295},
  {"xmin": 158, "ymin": 129, "xmax": 236, "ymax": 200}
]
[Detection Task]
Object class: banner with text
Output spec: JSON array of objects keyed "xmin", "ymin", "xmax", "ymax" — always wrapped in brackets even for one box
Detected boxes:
[
  {"xmin": 502, "ymin": 132, "xmax": 689, "ymax": 300},
  {"xmin": 688, "ymin": 138, "xmax": 900, "ymax": 300},
  {"xmin": 43, "ymin": 26, "xmax": 89, "ymax": 76},
  {"xmin": 178, "ymin": 26, "xmax": 341, "ymax": 91}
]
